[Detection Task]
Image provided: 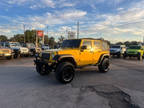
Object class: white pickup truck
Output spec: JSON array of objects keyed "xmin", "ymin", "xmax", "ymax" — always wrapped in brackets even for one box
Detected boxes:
[{"xmin": 9, "ymin": 42, "xmax": 29, "ymax": 56}]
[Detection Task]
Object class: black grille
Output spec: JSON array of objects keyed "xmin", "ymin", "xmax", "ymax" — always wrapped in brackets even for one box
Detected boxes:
[
  {"xmin": 42, "ymin": 53, "xmax": 50, "ymax": 60},
  {"xmin": 13, "ymin": 49, "xmax": 19, "ymax": 53},
  {"xmin": 128, "ymin": 51, "xmax": 135, "ymax": 54},
  {"xmin": 30, "ymin": 49, "xmax": 35, "ymax": 52}
]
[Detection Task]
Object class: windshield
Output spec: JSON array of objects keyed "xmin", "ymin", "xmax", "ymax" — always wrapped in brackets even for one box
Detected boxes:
[
  {"xmin": 10, "ymin": 42, "xmax": 21, "ymax": 47},
  {"xmin": 61, "ymin": 39, "xmax": 81, "ymax": 48},
  {"xmin": 129, "ymin": 46, "xmax": 141, "ymax": 49},
  {"xmin": 0, "ymin": 43, "xmax": 2, "ymax": 48},
  {"xmin": 111, "ymin": 46, "xmax": 120, "ymax": 48}
]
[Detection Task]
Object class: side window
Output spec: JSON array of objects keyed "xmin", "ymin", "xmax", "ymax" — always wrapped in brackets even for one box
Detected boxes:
[
  {"xmin": 82, "ymin": 41, "xmax": 92, "ymax": 49},
  {"xmin": 5, "ymin": 43, "xmax": 10, "ymax": 47},
  {"xmin": 0, "ymin": 43, "xmax": 2, "ymax": 47},
  {"xmin": 102, "ymin": 42, "xmax": 109, "ymax": 51},
  {"xmin": 94, "ymin": 41, "xmax": 101, "ymax": 49}
]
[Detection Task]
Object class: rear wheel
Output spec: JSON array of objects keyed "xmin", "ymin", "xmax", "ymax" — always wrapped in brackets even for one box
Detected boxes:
[
  {"xmin": 98, "ymin": 58, "xmax": 110, "ymax": 73},
  {"xmin": 55, "ymin": 62, "xmax": 75, "ymax": 84}
]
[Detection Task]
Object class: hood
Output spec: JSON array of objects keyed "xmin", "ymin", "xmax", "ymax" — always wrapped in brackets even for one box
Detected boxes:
[
  {"xmin": 43, "ymin": 48, "xmax": 61, "ymax": 52},
  {"xmin": 110, "ymin": 48, "xmax": 121, "ymax": 52},
  {"xmin": 28, "ymin": 47, "xmax": 35, "ymax": 49},
  {"xmin": 11, "ymin": 47, "xmax": 20, "ymax": 50},
  {"xmin": 0, "ymin": 48, "xmax": 11, "ymax": 50},
  {"xmin": 42, "ymin": 48, "xmax": 79, "ymax": 55},
  {"xmin": 20, "ymin": 47, "xmax": 29, "ymax": 50},
  {"xmin": 127, "ymin": 49, "xmax": 139, "ymax": 52},
  {"xmin": 110, "ymin": 48, "xmax": 121, "ymax": 51}
]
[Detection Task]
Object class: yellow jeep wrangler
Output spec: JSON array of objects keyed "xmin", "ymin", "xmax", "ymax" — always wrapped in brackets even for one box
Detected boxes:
[
  {"xmin": 0, "ymin": 47, "xmax": 13, "ymax": 59},
  {"xmin": 34, "ymin": 38, "xmax": 110, "ymax": 83}
]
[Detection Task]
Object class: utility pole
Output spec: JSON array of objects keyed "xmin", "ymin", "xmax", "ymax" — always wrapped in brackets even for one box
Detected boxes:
[
  {"xmin": 43, "ymin": 30, "xmax": 45, "ymax": 45},
  {"xmin": 36, "ymin": 30, "xmax": 38, "ymax": 48},
  {"xmin": 47, "ymin": 26, "xmax": 48, "ymax": 37},
  {"xmin": 23, "ymin": 24, "xmax": 26, "ymax": 43},
  {"xmin": 66, "ymin": 28, "xmax": 68, "ymax": 39},
  {"xmin": 77, "ymin": 21, "xmax": 79, "ymax": 39}
]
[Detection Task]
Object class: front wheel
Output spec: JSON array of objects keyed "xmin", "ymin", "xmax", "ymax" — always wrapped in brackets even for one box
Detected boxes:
[
  {"xmin": 137, "ymin": 53, "xmax": 143, "ymax": 61},
  {"xmin": 55, "ymin": 62, "xmax": 75, "ymax": 84},
  {"xmin": 36, "ymin": 64, "xmax": 50, "ymax": 76},
  {"xmin": 14, "ymin": 54, "xmax": 20, "ymax": 59},
  {"xmin": 6, "ymin": 56, "xmax": 12, "ymax": 60},
  {"xmin": 98, "ymin": 58, "xmax": 110, "ymax": 73},
  {"xmin": 123, "ymin": 53, "xmax": 127, "ymax": 59}
]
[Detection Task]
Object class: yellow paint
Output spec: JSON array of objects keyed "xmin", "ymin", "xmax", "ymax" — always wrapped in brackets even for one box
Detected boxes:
[
  {"xmin": 0, "ymin": 48, "xmax": 12, "ymax": 57},
  {"xmin": 42, "ymin": 39, "xmax": 110, "ymax": 66}
]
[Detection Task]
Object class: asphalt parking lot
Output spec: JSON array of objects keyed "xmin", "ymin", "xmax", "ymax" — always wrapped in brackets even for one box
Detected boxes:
[{"xmin": 0, "ymin": 57, "xmax": 144, "ymax": 108}]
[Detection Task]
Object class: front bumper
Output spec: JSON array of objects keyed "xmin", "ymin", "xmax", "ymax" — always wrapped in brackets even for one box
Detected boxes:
[
  {"xmin": 20, "ymin": 51, "xmax": 29, "ymax": 55},
  {"xmin": 0, "ymin": 53, "xmax": 13, "ymax": 59},
  {"xmin": 34, "ymin": 59, "xmax": 55, "ymax": 72},
  {"xmin": 126, "ymin": 53, "xmax": 138, "ymax": 57},
  {"xmin": 0, "ymin": 53, "xmax": 12, "ymax": 57},
  {"xmin": 13, "ymin": 50, "xmax": 20, "ymax": 55}
]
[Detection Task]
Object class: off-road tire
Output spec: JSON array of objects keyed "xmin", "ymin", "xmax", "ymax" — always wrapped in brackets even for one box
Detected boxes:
[
  {"xmin": 117, "ymin": 53, "xmax": 121, "ymax": 58},
  {"xmin": 98, "ymin": 58, "xmax": 110, "ymax": 73},
  {"xmin": 24, "ymin": 54, "xmax": 29, "ymax": 57},
  {"xmin": 6, "ymin": 56, "xmax": 12, "ymax": 60},
  {"xmin": 14, "ymin": 54, "xmax": 20, "ymax": 59},
  {"xmin": 55, "ymin": 62, "xmax": 75, "ymax": 84},
  {"xmin": 137, "ymin": 53, "xmax": 142, "ymax": 61},
  {"xmin": 123, "ymin": 53, "xmax": 127, "ymax": 59},
  {"xmin": 36, "ymin": 64, "xmax": 50, "ymax": 76}
]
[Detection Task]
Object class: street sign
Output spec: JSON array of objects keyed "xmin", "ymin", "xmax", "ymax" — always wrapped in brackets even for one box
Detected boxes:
[{"xmin": 37, "ymin": 30, "xmax": 44, "ymax": 37}]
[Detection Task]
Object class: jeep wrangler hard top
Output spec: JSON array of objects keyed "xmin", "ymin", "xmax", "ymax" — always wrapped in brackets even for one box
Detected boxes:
[
  {"xmin": 123, "ymin": 45, "xmax": 144, "ymax": 60},
  {"xmin": 34, "ymin": 38, "xmax": 110, "ymax": 83}
]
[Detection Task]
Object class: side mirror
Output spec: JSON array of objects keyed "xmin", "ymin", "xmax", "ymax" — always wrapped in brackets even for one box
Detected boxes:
[{"xmin": 81, "ymin": 45, "xmax": 87, "ymax": 50}]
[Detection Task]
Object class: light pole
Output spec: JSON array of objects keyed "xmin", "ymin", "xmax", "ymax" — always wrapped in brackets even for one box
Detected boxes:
[{"xmin": 23, "ymin": 24, "xmax": 26, "ymax": 43}]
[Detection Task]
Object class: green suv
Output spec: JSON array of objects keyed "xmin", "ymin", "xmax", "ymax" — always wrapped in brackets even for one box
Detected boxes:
[{"xmin": 123, "ymin": 45, "xmax": 144, "ymax": 60}]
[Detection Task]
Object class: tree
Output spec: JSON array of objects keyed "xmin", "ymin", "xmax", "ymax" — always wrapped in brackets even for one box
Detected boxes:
[
  {"xmin": 48, "ymin": 37, "xmax": 56, "ymax": 48},
  {"xmin": 58, "ymin": 36, "xmax": 65, "ymax": 43},
  {"xmin": 25, "ymin": 30, "xmax": 36, "ymax": 43},
  {"xmin": 44, "ymin": 35, "xmax": 49, "ymax": 44},
  {"xmin": 0, "ymin": 35, "xmax": 8, "ymax": 42},
  {"xmin": 10, "ymin": 34, "xmax": 24, "ymax": 43},
  {"xmin": 115, "ymin": 42, "xmax": 123, "ymax": 45},
  {"xmin": 131, "ymin": 41, "xmax": 139, "ymax": 45}
]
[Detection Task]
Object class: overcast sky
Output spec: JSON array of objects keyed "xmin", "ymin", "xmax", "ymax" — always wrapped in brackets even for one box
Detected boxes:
[{"xmin": 0, "ymin": 0, "xmax": 144, "ymax": 42}]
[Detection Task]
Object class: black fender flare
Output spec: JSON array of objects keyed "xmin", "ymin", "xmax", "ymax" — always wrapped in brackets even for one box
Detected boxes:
[
  {"xmin": 53, "ymin": 54, "xmax": 77, "ymax": 67},
  {"xmin": 98, "ymin": 54, "xmax": 110, "ymax": 65}
]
